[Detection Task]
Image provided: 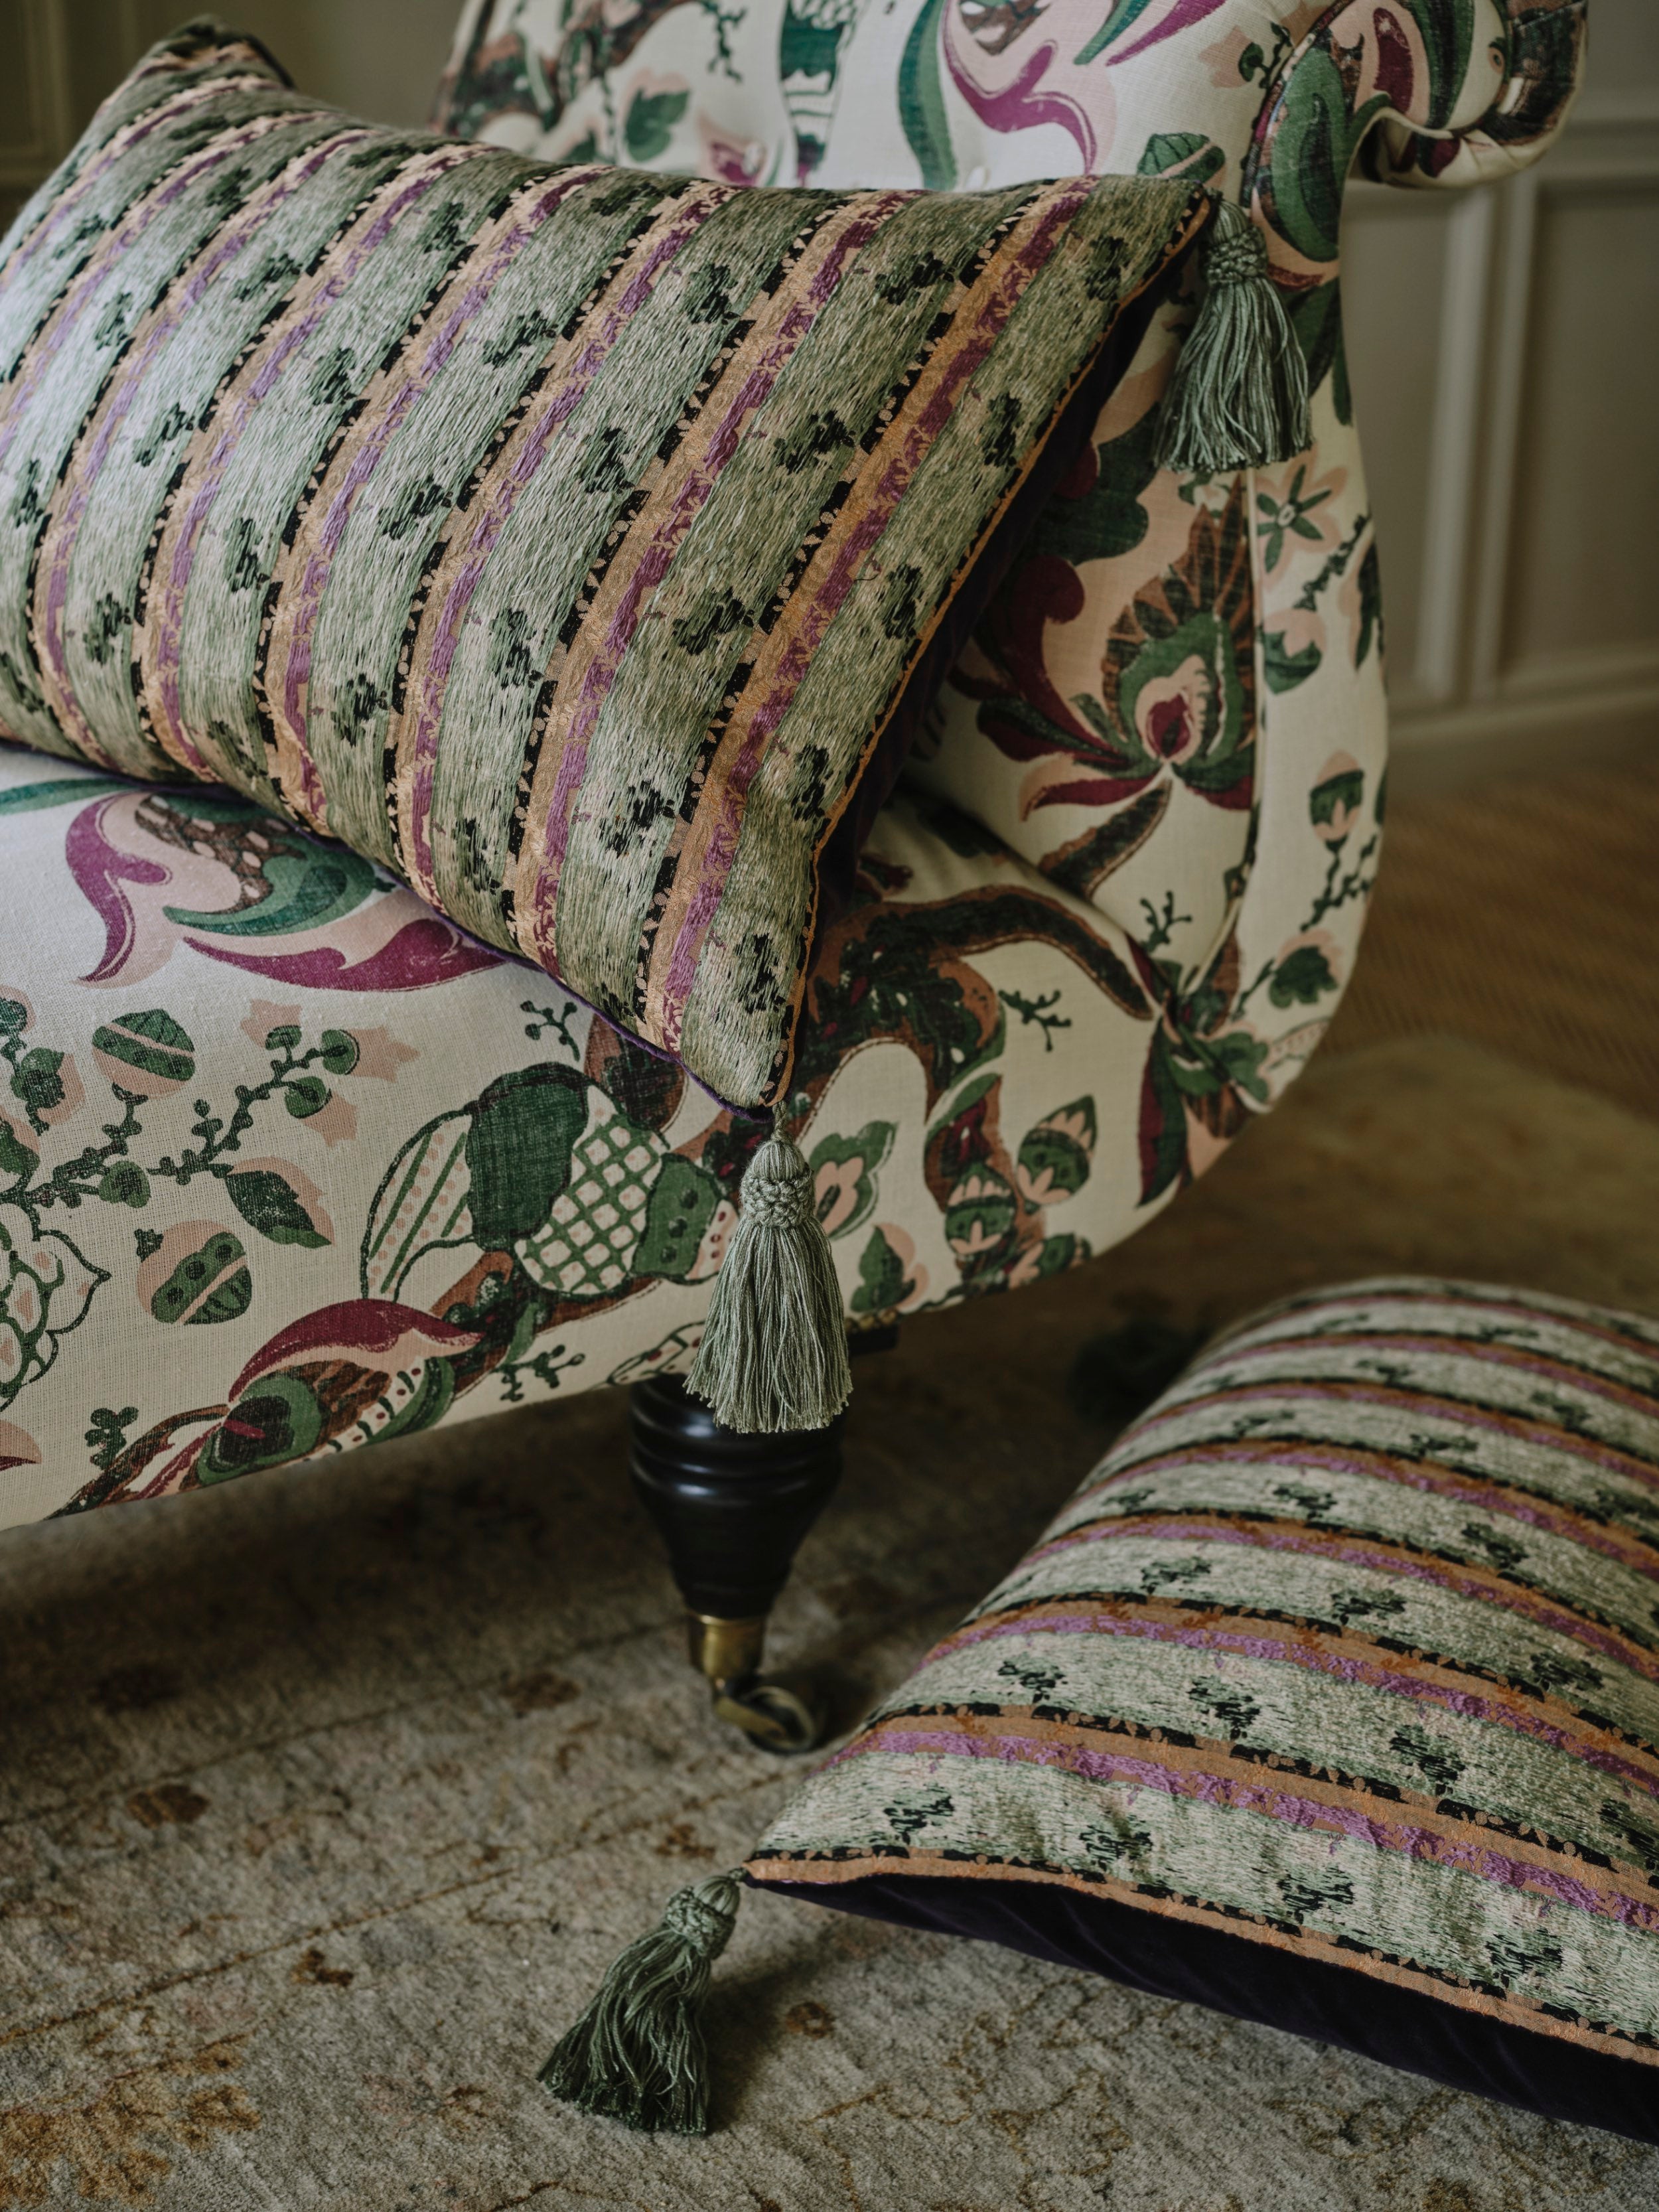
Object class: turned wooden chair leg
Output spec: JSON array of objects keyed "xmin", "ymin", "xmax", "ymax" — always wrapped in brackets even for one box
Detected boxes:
[{"xmin": 628, "ymin": 1374, "xmax": 844, "ymax": 1751}]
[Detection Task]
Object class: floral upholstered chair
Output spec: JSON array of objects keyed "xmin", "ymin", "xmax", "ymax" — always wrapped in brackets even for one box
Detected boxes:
[{"xmin": 0, "ymin": 0, "xmax": 1583, "ymax": 1743}]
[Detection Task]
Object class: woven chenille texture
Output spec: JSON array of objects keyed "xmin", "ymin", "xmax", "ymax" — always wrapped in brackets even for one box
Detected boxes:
[
  {"xmin": 0, "ymin": 22, "xmax": 1200, "ymax": 1109},
  {"xmin": 751, "ymin": 1279, "xmax": 1659, "ymax": 2093}
]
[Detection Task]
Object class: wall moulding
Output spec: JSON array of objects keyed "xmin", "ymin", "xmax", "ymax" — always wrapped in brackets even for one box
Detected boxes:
[{"xmin": 1345, "ymin": 73, "xmax": 1659, "ymax": 774}]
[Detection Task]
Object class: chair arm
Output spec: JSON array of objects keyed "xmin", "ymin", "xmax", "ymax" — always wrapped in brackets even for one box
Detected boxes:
[
  {"xmin": 1238, "ymin": 0, "xmax": 1585, "ymax": 404},
  {"xmin": 1357, "ymin": 0, "xmax": 1588, "ymax": 192}
]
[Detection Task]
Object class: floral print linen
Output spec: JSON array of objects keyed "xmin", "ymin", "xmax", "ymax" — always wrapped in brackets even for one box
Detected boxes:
[{"xmin": 0, "ymin": 725, "xmax": 1377, "ymax": 1523}]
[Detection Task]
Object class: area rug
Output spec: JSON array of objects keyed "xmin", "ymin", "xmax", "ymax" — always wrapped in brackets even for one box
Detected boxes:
[{"xmin": 3, "ymin": 1034, "xmax": 1659, "ymax": 2211}]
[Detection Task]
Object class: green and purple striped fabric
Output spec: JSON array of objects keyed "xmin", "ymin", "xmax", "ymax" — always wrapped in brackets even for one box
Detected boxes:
[
  {"xmin": 0, "ymin": 21, "xmax": 1202, "ymax": 1108},
  {"xmin": 751, "ymin": 1279, "xmax": 1659, "ymax": 2123}
]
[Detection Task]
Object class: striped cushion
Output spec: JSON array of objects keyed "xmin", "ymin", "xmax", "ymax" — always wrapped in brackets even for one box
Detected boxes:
[
  {"xmin": 751, "ymin": 1280, "xmax": 1659, "ymax": 2141},
  {"xmin": 0, "ymin": 23, "xmax": 1201, "ymax": 1110}
]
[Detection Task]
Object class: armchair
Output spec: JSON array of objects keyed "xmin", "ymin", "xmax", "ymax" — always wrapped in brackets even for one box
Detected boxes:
[{"xmin": 0, "ymin": 0, "xmax": 1583, "ymax": 1744}]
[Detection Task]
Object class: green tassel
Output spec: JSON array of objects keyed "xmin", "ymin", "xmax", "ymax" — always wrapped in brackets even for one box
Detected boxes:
[
  {"xmin": 686, "ymin": 1130, "xmax": 852, "ymax": 1434},
  {"xmin": 1153, "ymin": 196, "xmax": 1311, "ymax": 474},
  {"xmin": 540, "ymin": 1871, "xmax": 744, "ymax": 2134}
]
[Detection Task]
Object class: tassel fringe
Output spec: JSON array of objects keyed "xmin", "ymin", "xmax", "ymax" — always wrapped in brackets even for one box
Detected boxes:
[
  {"xmin": 540, "ymin": 1872, "xmax": 744, "ymax": 2134},
  {"xmin": 1154, "ymin": 196, "xmax": 1311, "ymax": 474},
  {"xmin": 687, "ymin": 1130, "xmax": 852, "ymax": 1434}
]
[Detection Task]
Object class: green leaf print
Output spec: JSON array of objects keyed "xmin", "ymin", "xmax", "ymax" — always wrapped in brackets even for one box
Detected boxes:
[
  {"xmin": 780, "ymin": 4, "xmax": 845, "ymax": 79},
  {"xmin": 283, "ymin": 1076, "xmax": 332, "ymax": 1121},
  {"xmin": 624, "ymin": 87, "xmax": 689, "ymax": 164},
  {"xmin": 0, "ymin": 777, "xmax": 132, "ymax": 816},
  {"xmin": 899, "ymin": 0, "xmax": 956, "ymax": 190},
  {"xmin": 1137, "ymin": 131, "xmax": 1225, "ymax": 184},
  {"xmin": 1026, "ymin": 403, "xmax": 1164, "ymax": 569},
  {"xmin": 9, "ymin": 1048, "xmax": 68, "ymax": 1122},
  {"xmin": 96, "ymin": 1163, "xmax": 149, "ymax": 1208},
  {"xmin": 1017, "ymin": 1099, "xmax": 1096, "ymax": 1205},
  {"xmin": 851, "ymin": 1225, "xmax": 915, "ymax": 1317},
  {"xmin": 163, "ymin": 840, "xmax": 380, "ymax": 941},
  {"xmin": 1263, "ymin": 627, "xmax": 1322, "ymax": 695},
  {"xmin": 809, "ymin": 1120, "xmax": 896, "ymax": 1242},
  {"xmin": 1075, "ymin": 0, "xmax": 1166, "ymax": 66},
  {"xmin": 1267, "ymin": 945, "xmax": 1337, "ymax": 1008},
  {"xmin": 319, "ymin": 1029, "xmax": 360, "ymax": 1077},
  {"xmin": 86, "ymin": 1404, "xmax": 139, "ymax": 1473},
  {"xmin": 224, "ymin": 1165, "xmax": 332, "ymax": 1249},
  {"xmin": 138, "ymin": 1225, "xmax": 252, "ymax": 1327}
]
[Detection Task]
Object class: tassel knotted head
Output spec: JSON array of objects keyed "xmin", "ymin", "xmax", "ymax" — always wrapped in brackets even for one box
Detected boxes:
[
  {"xmin": 540, "ymin": 1871, "xmax": 743, "ymax": 2134},
  {"xmin": 687, "ymin": 1129, "xmax": 851, "ymax": 1434},
  {"xmin": 1153, "ymin": 194, "xmax": 1311, "ymax": 474}
]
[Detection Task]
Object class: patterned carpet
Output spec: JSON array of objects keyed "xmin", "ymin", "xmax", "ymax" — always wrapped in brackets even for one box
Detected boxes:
[{"xmin": 3, "ymin": 765, "xmax": 1659, "ymax": 2210}]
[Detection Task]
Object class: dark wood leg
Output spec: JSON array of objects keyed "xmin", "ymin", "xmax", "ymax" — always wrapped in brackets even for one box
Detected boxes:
[{"xmin": 628, "ymin": 1374, "xmax": 844, "ymax": 1751}]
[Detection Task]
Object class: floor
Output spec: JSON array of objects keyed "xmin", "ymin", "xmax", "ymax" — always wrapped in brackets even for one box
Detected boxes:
[
  {"xmin": 1328, "ymin": 755, "xmax": 1659, "ymax": 1120},
  {"xmin": 1, "ymin": 759, "xmax": 1658, "ymax": 2211}
]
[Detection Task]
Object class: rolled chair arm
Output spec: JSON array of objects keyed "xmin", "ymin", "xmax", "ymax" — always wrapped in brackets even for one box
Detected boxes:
[
  {"xmin": 1358, "ymin": 0, "xmax": 1588, "ymax": 192},
  {"xmin": 1238, "ymin": 0, "xmax": 1587, "ymax": 403}
]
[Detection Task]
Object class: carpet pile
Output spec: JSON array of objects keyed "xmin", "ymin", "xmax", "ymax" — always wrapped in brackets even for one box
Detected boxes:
[{"xmin": 3, "ymin": 1034, "xmax": 1659, "ymax": 2209}]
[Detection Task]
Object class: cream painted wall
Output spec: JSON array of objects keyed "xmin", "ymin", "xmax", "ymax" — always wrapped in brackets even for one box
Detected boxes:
[
  {"xmin": 229, "ymin": 0, "xmax": 463, "ymax": 126},
  {"xmin": 0, "ymin": 1, "xmax": 458, "ymax": 238},
  {"xmin": 7, "ymin": 0, "xmax": 1656, "ymax": 778},
  {"xmin": 1344, "ymin": 0, "xmax": 1659, "ymax": 778}
]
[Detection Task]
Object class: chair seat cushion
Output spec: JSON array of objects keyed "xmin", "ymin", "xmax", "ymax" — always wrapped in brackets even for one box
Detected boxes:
[
  {"xmin": 0, "ymin": 741, "xmax": 1256, "ymax": 1524},
  {"xmin": 748, "ymin": 1278, "xmax": 1659, "ymax": 2144},
  {"xmin": 0, "ymin": 21, "xmax": 1203, "ymax": 1110}
]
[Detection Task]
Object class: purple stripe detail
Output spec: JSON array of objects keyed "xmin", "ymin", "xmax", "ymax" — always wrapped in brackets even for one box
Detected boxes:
[
  {"xmin": 1079, "ymin": 1437, "xmax": 1659, "ymax": 1579},
  {"xmin": 147, "ymin": 147, "xmax": 479, "ymax": 771},
  {"xmin": 1101, "ymin": 1386, "xmax": 1659, "ymax": 1498},
  {"xmin": 650, "ymin": 179, "xmax": 1096, "ymax": 1045},
  {"xmin": 1023, "ymin": 1517, "xmax": 1659, "ymax": 1683},
  {"xmin": 401, "ymin": 180, "xmax": 730, "ymax": 896},
  {"xmin": 524, "ymin": 192, "xmax": 906, "ymax": 967},
  {"xmin": 35, "ymin": 129, "xmax": 366, "ymax": 762},
  {"xmin": 835, "ymin": 1723, "xmax": 1659, "ymax": 1931},
  {"xmin": 271, "ymin": 168, "xmax": 595, "ymax": 819},
  {"xmin": 1210, "ymin": 1290, "xmax": 1659, "ymax": 1367},
  {"xmin": 0, "ymin": 112, "xmax": 313, "ymax": 485},
  {"xmin": 0, "ymin": 74, "xmax": 273, "ymax": 300},
  {"xmin": 1209, "ymin": 1329, "xmax": 1659, "ymax": 1424},
  {"xmin": 932, "ymin": 1607, "xmax": 1659, "ymax": 1795}
]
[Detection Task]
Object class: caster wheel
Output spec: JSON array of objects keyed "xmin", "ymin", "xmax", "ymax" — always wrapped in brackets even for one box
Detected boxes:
[{"xmin": 711, "ymin": 1676, "xmax": 826, "ymax": 1754}]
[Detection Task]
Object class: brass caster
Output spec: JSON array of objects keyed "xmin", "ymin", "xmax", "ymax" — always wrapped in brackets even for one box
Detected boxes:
[{"xmin": 711, "ymin": 1676, "xmax": 826, "ymax": 1755}]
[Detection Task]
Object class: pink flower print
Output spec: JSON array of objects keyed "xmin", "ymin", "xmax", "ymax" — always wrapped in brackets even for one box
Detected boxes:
[
  {"xmin": 0, "ymin": 1420, "xmax": 38, "ymax": 1471},
  {"xmin": 1309, "ymin": 752, "xmax": 1365, "ymax": 847},
  {"xmin": 301, "ymin": 1093, "xmax": 358, "ymax": 1149},
  {"xmin": 344, "ymin": 1027, "xmax": 418, "ymax": 1082}
]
